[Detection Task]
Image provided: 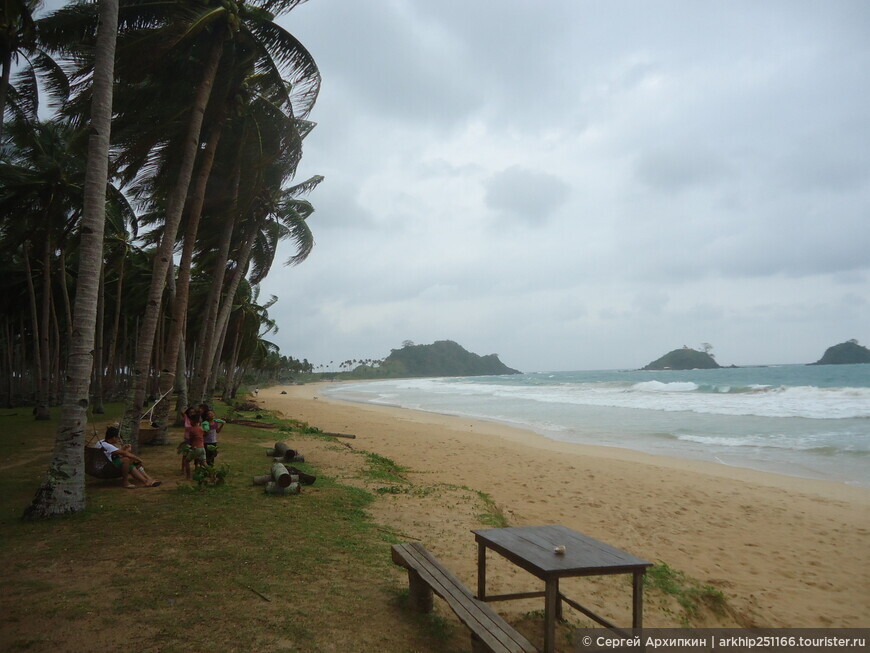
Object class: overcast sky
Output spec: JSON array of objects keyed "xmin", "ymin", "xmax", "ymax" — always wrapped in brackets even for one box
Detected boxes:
[{"xmin": 259, "ymin": 0, "xmax": 870, "ymax": 372}]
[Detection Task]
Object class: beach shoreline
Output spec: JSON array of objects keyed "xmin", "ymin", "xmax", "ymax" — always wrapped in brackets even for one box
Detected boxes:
[{"xmin": 259, "ymin": 382, "xmax": 870, "ymax": 628}]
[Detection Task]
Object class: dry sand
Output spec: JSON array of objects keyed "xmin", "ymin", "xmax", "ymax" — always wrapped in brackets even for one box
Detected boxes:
[{"xmin": 259, "ymin": 382, "xmax": 870, "ymax": 629}]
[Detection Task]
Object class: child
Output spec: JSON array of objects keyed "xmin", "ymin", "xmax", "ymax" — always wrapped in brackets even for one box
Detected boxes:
[
  {"xmin": 178, "ymin": 406, "xmax": 198, "ymax": 478},
  {"xmin": 186, "ymin": 412, "xmax": 207, "ymax": 478},
  {"xmin": 202, "ymin": 410, "xmax": 225, "ymax": 466}
]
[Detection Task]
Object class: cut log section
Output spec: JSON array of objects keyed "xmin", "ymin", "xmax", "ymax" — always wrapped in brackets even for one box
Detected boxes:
[
  {"xmin": 264, "ymin": 481, "xmax": 300, "ymax": 496},
  {"xmin": 271, "ymin": 462, "xmax": 292, "ymax": 488}
]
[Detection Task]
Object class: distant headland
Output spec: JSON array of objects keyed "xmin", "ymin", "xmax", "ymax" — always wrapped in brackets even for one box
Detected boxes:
[
  {"xmin": 342, "ymin": 340, "xmax": 521, "ymax": 379},
  {"xmin": 809, "ymin": 340, "xmax": 870, "ymax": 365}
]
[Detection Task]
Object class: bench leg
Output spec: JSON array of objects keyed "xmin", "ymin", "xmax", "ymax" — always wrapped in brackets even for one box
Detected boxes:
[{"xmin": 407, "ymin": 569, "xmax": 434, "ymax": 613}]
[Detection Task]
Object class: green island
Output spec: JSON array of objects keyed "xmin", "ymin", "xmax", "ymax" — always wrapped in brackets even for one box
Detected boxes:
[
  {"xmin": 641, "ymin": 346, "xmax": 722, "ymax": 371},
  {"xmin": 809, "ymin": 339, "xmax": 870, "ymax": 365},
  {"xmin": 336, "ymin": 340, "xmax": 521, "ymax": 379}
]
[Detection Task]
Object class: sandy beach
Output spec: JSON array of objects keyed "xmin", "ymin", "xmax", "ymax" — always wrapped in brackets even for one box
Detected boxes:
[{"xmin": 259, "ymin": 382, "xmax": 870, "ymax": 629}]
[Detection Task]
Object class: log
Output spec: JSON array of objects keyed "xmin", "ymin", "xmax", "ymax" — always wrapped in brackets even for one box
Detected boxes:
[
  {"xmin": 228, "ymin": 419, "xmax": 276, "ymax": 429},
  {"xmin": 271, "ymin": 462, "xmax": 292, "ymax": 488},
  {"xmin": 273, "ymin": 442, "xmax": 290, "ymax": 458},
  {"xmin": 252, "ymin": 474, "xmax": 271, "ymax": 486},
  {"xmin": 324, "ymin": 432, "xmax": 356, "ymax": 439},
  {"xmin": 264, "ymin": 481, "xmax": 300, "ymax": 496}
]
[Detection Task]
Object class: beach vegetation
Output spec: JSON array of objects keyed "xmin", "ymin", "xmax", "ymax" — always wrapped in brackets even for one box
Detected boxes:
[
  {"xmin": 644, "ymin": 561, "xmax": 727, "ymax": 622},
  {"xmin": 361, "ymin": 451, "xmax": 410, "ymax": 484},
  {"xmin": 474, "ymin": 489, "xmax": 509, "ymax": 528}
]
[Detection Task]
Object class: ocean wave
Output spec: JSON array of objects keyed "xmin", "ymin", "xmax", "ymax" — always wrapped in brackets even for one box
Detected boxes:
[
  {"xmin": 675, "ymin": 432, "xmax": 869, "ymax": 455},
  {"xmin": 332, "ymin": 376, "xmax": 870, "ymax": 420}
]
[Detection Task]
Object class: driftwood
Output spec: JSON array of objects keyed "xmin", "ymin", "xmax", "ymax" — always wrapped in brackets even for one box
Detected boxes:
[
  {"xmin": 228, "ymin": 419, "xmax": 276, "ymax": 429},
  {"xmin": 324, "ymin": 432, "xmax": 356, "ymax": 439},
  {"xmin": 265, "ymin": 481, "xmax": 300, "ymax": 496}
]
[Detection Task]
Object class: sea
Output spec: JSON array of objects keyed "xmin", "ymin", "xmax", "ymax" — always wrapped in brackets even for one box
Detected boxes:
[{"xmin": 323, "ymin": 365, "xmax": 870, "ymax": 488}]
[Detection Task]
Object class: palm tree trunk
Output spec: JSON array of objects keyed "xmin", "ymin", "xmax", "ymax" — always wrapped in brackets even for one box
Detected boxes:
[
  {"xmin": 104, "ymin": 251, "xmax": 125, "ymax": 396},
  {"xmin": 58, "ymin": 249, "xmax": 73, "ymax": 353},
  {"xmin": 201, "ymin": 218, "xmax": 261, "ymax": 398},
  {"xmin": 37, "ymin": 238, "xmax": 53, "ymax": 416},
  {"xmin": 190, "ymin": 156, "xmax": 241, "ymax": 402},
  {"xmin": 92, "ymin": 267, "xmax": 106, "ymax": 414},
  {"xmin": 0, "ymin": 50, "xmax": 12, "ymax": 140},
  {"xmin": 23, "ymin": 0, "xmax": 119, "ymax": 520},
  {"xmin": 120, "ymin": 35, "xmax": 225, "ymax": 452},
  {"xmin": 22, "ymin": 242, "xmax": 49, "ymax": 420},
  {"xmin": 153, "ymin": 119, "xmax": 224, "ymax": 443}
]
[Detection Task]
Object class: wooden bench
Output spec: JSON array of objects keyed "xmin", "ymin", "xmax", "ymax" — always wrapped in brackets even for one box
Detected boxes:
[{"xmin": 391, "ymin": 542, "xmax": 537, "ymax": 653}]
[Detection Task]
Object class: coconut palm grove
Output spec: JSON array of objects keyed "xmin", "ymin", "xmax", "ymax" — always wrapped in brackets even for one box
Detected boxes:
[{"xmin": 1, "ymin": 0, "xmax": 321, "ymax": 518}]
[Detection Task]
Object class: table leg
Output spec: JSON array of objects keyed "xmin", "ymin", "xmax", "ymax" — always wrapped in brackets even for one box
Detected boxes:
[
  {"xmin": 544, "ymin": 578, "xmax": 558, "ymax": 653},
  {"xmin": 476, "ymin": 541, "xmax": 487, "ymax": 600},
  {"xmin": 632, "ymin": 570, "xmax": 644, "ymax": 629}
]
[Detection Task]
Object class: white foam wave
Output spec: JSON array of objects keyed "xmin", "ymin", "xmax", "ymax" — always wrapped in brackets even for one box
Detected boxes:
[{"xmin": 333, "ymin": 378, "xmax": 870, "ymax": 420}]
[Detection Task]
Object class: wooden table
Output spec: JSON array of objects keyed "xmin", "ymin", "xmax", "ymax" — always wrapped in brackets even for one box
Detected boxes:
[{"xmin": 473, "ymin": 525, "xmax": 652, "ymax": 653}]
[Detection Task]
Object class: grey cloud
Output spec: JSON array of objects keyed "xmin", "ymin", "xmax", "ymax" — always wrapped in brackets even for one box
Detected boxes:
[
  {"xmin": 484, "ymin": 166, "xmax": 570, "ymax": 224},
  {"xmin": 635, "ymin": 146, "xmax": 734, "ymax": 192}
]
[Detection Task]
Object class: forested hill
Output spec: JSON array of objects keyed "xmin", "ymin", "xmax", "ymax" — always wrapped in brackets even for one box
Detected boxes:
[
  {"xmin": 642, "ymin": 347, "xmax": 721, "ymax": 370},
  {"xmin": 810, "ymin": 340, "xmax": 870, "ymax": 365},
  {"xmin": 352, "ymin": 340, "xmax": 521, "ymax": 378}
]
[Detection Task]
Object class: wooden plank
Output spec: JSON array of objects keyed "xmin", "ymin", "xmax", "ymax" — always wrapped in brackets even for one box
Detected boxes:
[
  {"xmin": 397, "ymin": 544, "xmax": 522, "ymax": 653},
  {"xmin": 392, "ymin": 543, "xmax": 535, "ymax": 653},
  {"xmin": 474, "ymin": 525, "xmax": 651, "ymax": 578}
]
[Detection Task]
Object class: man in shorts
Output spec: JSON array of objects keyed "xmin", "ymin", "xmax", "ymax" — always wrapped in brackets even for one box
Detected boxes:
[{"xmin": 97, "ymin": 427, "xmax": 161, "ymax": 489}]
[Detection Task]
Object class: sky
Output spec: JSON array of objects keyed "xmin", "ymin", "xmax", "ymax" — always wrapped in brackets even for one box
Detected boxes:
[{"xmin": 257, "ymin": 0, "xmax": 870, "ymax": 372}]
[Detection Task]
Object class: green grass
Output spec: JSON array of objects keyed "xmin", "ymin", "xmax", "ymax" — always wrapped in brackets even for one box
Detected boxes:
[
  {"xmin": 644, "ymin": 560, "xmax": 727, "ymax": 622},
  {"xmin": 0, "ymin": 403, "xmax": 451, "ymax": 652},
  {"xmin": 360, "ymin": 451, "xmax": 410, "ymax": 484}
]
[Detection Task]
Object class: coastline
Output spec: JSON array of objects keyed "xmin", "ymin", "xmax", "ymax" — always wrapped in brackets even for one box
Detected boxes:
[{"xmin": 259, "ymin": 382, "xmax": 870, "ymax": 627}]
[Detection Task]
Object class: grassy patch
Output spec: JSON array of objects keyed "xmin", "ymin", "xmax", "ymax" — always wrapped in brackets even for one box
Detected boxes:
[
  {"xmin": 360, "ymin": 451, "xmax": 409, "ymax": 484},
  {"xmin": 644, "ymin": 561, "xmax": 727, "ymax": 622},
  {"xmin": 474, "ymin": 489, "xmax": 509, "ymax": 528},
  {"xmin": 0, "ymin": 403, "xmax": 441, "ymax": 652}
]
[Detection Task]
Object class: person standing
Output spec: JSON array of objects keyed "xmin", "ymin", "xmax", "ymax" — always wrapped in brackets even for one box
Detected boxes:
[
  {"xmin": 202, "ymin": 410, "xmax": 225, "ymax": 466},
  {"xmin": 187, "ymin": 412, "xmax": 207, "ymax": 476}
]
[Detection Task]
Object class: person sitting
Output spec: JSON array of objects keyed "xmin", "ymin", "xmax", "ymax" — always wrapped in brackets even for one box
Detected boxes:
[{"xmin": 97, "ymin": 426, "xmax": 161, "ymax": 489}]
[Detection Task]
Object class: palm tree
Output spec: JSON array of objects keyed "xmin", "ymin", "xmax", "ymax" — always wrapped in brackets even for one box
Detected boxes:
[
  {"xmin": 111, "ymin": 0, "xmax": 319, "ymax": 448},
  {"xmin": 0, "ymin": 118, "xmax": 88, "ymax": 419},
  {"xmin": 1, "ymin": 0, "xmax": 38, "ymax": 138},
  {"xmin": 22, "ymin": 0, "xmax": 119, "ymax": 519}
]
